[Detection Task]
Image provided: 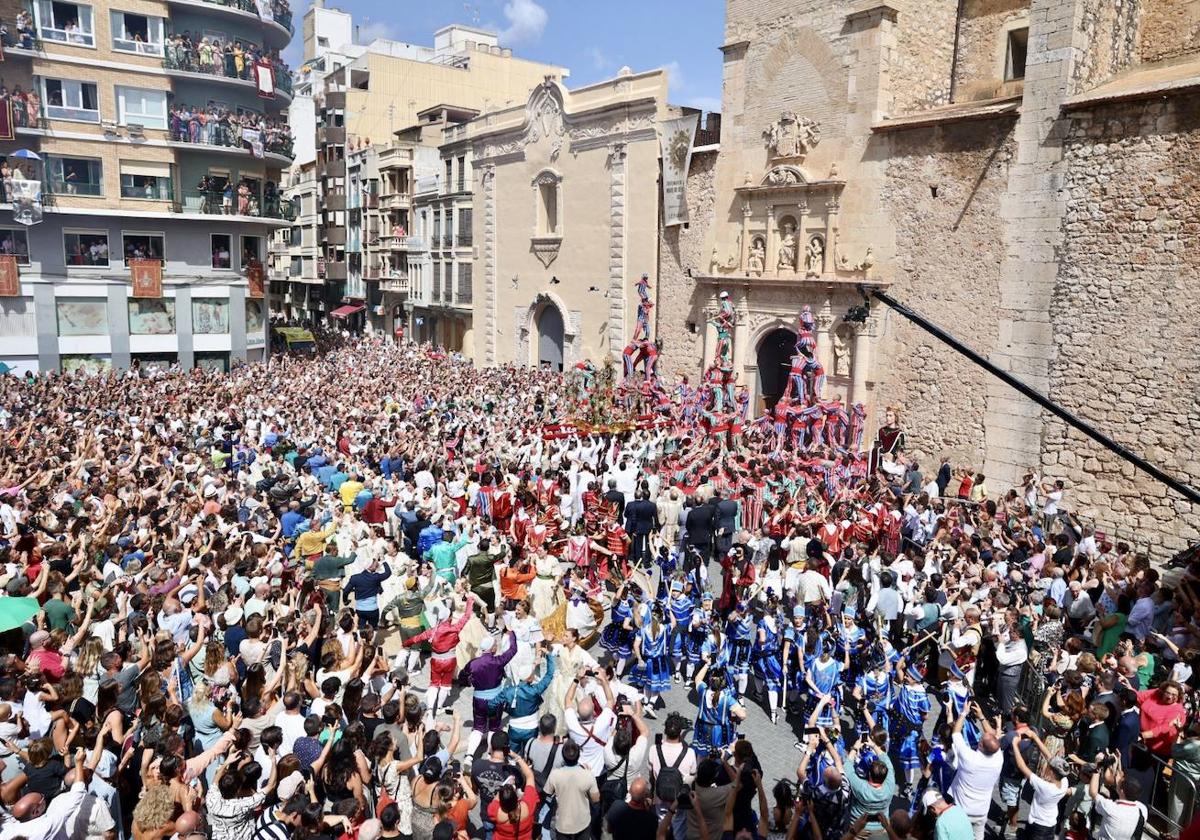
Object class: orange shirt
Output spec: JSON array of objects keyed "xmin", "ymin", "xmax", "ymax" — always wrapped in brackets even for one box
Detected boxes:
[{"xmin": 499, "ymin": 566, "xmax": 536, "ymax": 601}]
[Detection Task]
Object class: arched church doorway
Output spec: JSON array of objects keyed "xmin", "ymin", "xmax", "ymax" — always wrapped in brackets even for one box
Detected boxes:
[
  {"xmin": 536, "ymin": 304, "xmax": 564, "ymax": 371},
  {"xmin": 757, "ymin": 328, "xmax": 796, "ymax": 412}
]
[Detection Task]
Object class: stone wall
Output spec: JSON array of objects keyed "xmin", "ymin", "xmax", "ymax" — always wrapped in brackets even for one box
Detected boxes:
[
  {"xmin": 1072, "ymin": 0, "xmax": 1141, "ymax": 91},
  {"xmin": 657, "ymin": 151, "xmax": 717, "ymax": 378},
  {"xmin": 890, "ymin": 0, "xmax": 959, "ymax": 113},
  {"xmin": 951, "ymin": 0, "xmax": 1030, "ymax": 102},
  {"xmin": 876, "ymin": 119, "xmax": 1017, "ymax": 467},
  {"xmin": 1046, "ymin": 94, "xmax": 1200, "ymax": 553},
  {"xmin": 1138, "ymin": 0, "xmax": 1199, "ymax": 63}
]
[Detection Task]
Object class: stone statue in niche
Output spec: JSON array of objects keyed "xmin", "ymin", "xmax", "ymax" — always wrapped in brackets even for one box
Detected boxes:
[
  {"xmin": 747, "ymin": 238, "xmax": 765, "ymax": 277},
  {"xmin": 777, "ymin": 223, "xmax": 796, "ymax": 272},
  {"xmin": 806, "ymin": 236, "xmax": 824, "ymax": 276},
  {"xmin": 764, "ymin": 110, "xmax": 822, "ymax": 160},
  {"xmin": 833, "ymin": 327, "xmax": 850, "ymax": 377}
]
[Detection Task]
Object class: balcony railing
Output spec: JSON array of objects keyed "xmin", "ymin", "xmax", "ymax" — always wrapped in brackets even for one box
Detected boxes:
[
  {"xmin": 176, "ymin": 189, "xmax": 295, "ymax": 220},
  {"xmin": 456, "ymin": 234, "xmax": 472, "ymax": 247},
  {"xmin": 170, "ymin": 0, "xmax": 295, "ymax": 35},
  {"xmin": 45, "ymin": 178, "xmax": 102, "ymax": 197},
  {"xmin": 169, "ymin": 116, "xmax": 293, "ymax": 159},
  {"xmin": 1, "ymin": 21, "xmax": 40, "ymax": 51},
  {"xmin": 162, "ymin": 42, "xmax": 292, "ymax": 97},
  {"xmin": 39, "ymin": 26, "xmax": 95, "ymax": 47},
  {"xmin": 121, "ymin": 180, "xmax": 174, "ymax": 201},
  {"xmin": 113, "ymin": 37, "xmax": 163, "ymax": 55}
]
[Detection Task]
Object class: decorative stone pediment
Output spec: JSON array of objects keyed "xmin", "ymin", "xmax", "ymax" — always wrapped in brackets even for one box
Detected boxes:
[
  {"xmin": 763, "ymin": 165, "xmax": 808, "ymax": 186},
  {"xmin": 531, "ymin": 236, "xmax": 562, "ymax": 268}
]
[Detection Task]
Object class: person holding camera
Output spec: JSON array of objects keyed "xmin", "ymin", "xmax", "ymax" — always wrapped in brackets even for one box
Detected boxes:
[
  {"xmin": 1089, "ymin": 750, "xmax": 1147, "ymax": 840},
  {"xmin": 1010, "ymin": 730, "xmax": 1070, "ymax": 840}
]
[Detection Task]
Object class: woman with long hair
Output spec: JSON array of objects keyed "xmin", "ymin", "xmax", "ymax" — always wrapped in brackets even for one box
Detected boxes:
[
  {"xmin": 691, "ymin": 661, "xmax": 746, "ymax": 755},
  {"xmin": 486, "ymin": 755, "xmax": 538, "ymax": 840},
  {"xmin": 630, "ymin": 603, "xmax": 671, "ymax": 711}
]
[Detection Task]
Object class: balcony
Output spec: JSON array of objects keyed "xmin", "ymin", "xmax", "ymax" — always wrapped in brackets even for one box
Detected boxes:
[
  {"xmin": 324, "ymin": 227, "xmax": 346, "ymax": 246},
  {"xmin": 175, "ymin": 189, "xmax": 295, "ymax": 222},
  {"xmin": 1, "ymin": 23, "xmax": 39, "ymax": 53},
  {"xmin": 456, "ymin": 234, "xmax": 473, "ymax": 248},
  {"xmin": 320, "ymin": 158, "xmax": 344, "ymax": 178},
  {"xmin": 164, "ymin": 0, "xmax": 294, "ymax": 47},
  {"xmin": 318, "ymin": 125, "xmax": 345, "ymax": 145},
  {"xmin": 325, "ymin": 261, "xmax": 347, "ymax": 280},
  {"xmin": 323, "ymin": 90, "xmax": 346, "ymax": 110},
  {"xmin": 378, "ymin": 147, "xmax": 413, "ymax": 171},
  {"xmin": 168, "ymin": 120, "xmax": 294, "ymax": 163},
  {"xmin": 380, "ymin": 274, "xmax": 409, "ymax": 294},
  {"xmin": 381, "ymin": 193, "xmax": 410, "ymax": 210},
  {"xmin": 324, "ymin": 192, "xmax": 346, "ymax": 211},
  {"xmin": 162, "ymin": 44, "xmax": 293, "ymax": 101}
]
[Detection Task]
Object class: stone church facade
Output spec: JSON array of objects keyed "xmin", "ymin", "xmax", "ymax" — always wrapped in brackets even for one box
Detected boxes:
[{"xmin": 657, "ymin": 0, "xmax": 1200, "ymax": 555}]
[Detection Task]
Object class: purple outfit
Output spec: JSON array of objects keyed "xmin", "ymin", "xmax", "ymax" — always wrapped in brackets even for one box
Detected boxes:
[{"xmin": 461, "ymin": 631, "xmax": 518, "ymax": 734}]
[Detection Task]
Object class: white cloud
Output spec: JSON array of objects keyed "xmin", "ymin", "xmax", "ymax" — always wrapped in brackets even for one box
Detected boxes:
[
  {"xmin": 356, "ymin": 19, "xmax": 399, "ymax": 44},
  {"xmin": 586, "ymin": 46, "xmax": 608, "ymax": 71},
  {"xmin": 663, "ymin": 60, "xmax": 685, "ymax": 92},
  {"xmin": 500, "ymin": 0, "xmax": 548, "ymax": 44}
]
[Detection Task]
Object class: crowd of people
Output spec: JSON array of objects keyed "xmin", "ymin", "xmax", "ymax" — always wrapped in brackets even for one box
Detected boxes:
[
  {"xmin": 163, "ymin": 33, "xmax": 290, "ymax": 90},
  {"xmin": 0, "ymin": 337, "xmax": 1194, "ymax": 840},
  {"xmin": 170, "ymin": 104, "xmax": 294, "ymax": 158},
  {"xmin": 193, "ymin": 175, "xmax": 285, "ymax": 219}
]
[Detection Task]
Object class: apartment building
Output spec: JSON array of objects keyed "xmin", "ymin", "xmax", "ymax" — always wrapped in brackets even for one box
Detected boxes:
[
  {"xmin": 289, "ymin": 20, "xmax": 564, "ymax": 332},
  {"xmin": 0, "ymin": 0, "xmax": 296, "ymax": 373}
]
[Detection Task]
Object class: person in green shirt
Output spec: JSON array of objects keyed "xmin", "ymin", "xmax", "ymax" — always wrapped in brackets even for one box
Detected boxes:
[
  {"xmin": 42, "ymin": 584, "xmax": 76, "ymax": 632},
  {"xmin": 423, "ymin": 529, "xmax": 471, "ymax": 583},
  {"xmin": 465, "ymin": 539, "xmax": 506, "ymax": 621},
  {"xmin": 1094, "ymin": 602, "xmax": 1128, "ymax": 659},
  {"xmin": 925, "ymin": 791, "xmax": 975, "ymax": 840},
  {"xmin": 1169, "ymin": 723, "xmax": 1200, "ymax": 826},
  {"xmin": 310, "ymin": 551, "xmax": 354, "ymax": 611},
  {"xmin": 844, "ymin": 748, "xmax": 897, "ymax": 835}
]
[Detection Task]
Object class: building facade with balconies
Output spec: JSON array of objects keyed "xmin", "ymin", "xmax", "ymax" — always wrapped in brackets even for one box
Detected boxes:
[
  {"xmin": 292, "ymin": 21, "xmax": 565, "ymax": 333},
  {"xmin": 0, "ymin": 0, "xmax": 295, "ymax": 373}
]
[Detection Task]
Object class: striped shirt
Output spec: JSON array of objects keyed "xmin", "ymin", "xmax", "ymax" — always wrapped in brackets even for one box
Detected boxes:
[{"xmin": 253, "ymin": 809, "xmax": 291, "ymax": 840}]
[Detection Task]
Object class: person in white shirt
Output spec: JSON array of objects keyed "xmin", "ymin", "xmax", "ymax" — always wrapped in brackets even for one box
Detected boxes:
[
  {"xmin": 563, "ymin": 677, "xmax": 616, "ymax": 779},
  {"xmin": 1089, "ymin": 758, "xmax": 1147, "ymax": 840},
  {"xmin": 276, "ymin": 692, "xmax": 307, "ymax": 755},
  {"xmin": 0, "ymin": 749, "xmax": 90, "ymax": 840},
  {"xmin": 993, "ymin": 623, "xmax": 1029, "ymax": 715},
  {"xmin": 647, "ymin": 713, "xmax": 698, "ymax": 789},
  {"xmin": 1010, "ymin": 732, "xmax": 1069, "ymax": 840},
  {"xmin": 947, "ymin": 708, "xmax": 1004, "ymax": 840}
]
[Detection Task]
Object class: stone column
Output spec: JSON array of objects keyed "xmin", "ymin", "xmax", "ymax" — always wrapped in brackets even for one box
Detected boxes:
[
  {"xmin": 740, "ymin": 202, "xmax": 752, "ymax": 271},
  {"xmin": 796, "ymin": 200, "xmax": 809, "ymax": 274},
  {"xmin": 703, "ymin": 306, "xmax": 718, "ymax": 368},
  {"xmin": 851, "ymin": 319, "xmax": 872, "ymax": 407},
  {"xmin": 816, "ymin": 304, "xmax": 834, "ymax": 374},
  {"xmin": 825, "ymin": 199, "xmax": 839, "ymax": 271},
  {"xmin": 732, "ymin": 289, "xmax": 750, "ymax": 384},
  {"xmin": 765, "ymin": 204, "xmax": 776, "ymax": 276}
]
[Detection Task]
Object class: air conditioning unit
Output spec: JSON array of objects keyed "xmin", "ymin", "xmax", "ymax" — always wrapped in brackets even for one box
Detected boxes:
[
  {"xmin": 101, "ymin": 119, "xmax": 118, "ymax": 135},
  {"xmin": 126, "ymin": 122, "xmax": 145, "ymax": 138}
]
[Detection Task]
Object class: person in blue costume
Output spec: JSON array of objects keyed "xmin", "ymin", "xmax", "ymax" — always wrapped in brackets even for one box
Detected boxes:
[
  {"xmin": 781, "ymin": 604, "xmax": 809, "ymax": 716},
  {"xmin": 725, "ymin": 601, "xmax": 756, "ymax": 696},
  {"xmin": 751, "ymin": 594, "xmax": 785, "ymax": 723},
  {"xmin": 797, "ymin": 695, "xmax": 845, "ymax": 786},
  {"xmin": 805, "ymin": 637, "xmax": 848, "ymax": 730},
  {"xmin": 941, "ymin": 658, "xmax": 982, "ymax": 749},
  {"xmin": 854, "ymin": 650, "xmax": 895, "ymax": 743},
  {"xmin": 890, "ymin": 658, "xmax": 932, "ymax": 793},
  {"xmin": 599, "ymin": 581, "xmax": 638, "ymax": 676},
  {"xmin": 691, "ymin": 659, "xmax": 746, "ymax": 755},
  {"xmin": 630, "ymin": 603, "xmax": 672, "ymax": 709},
  {"xmin": 488, "ymin": 648, "xmax": 556, "ymax": 753},
  {"xmin": 666, "ymin": 577, "xmax": 697, "ymax": 684},
  {"xmin": 687, "ymin": 591, "xmax": 716, "ymax": 680},
  {"xmin": 835, "ymin": 605, "xmax": 868, "ymax": 678}
]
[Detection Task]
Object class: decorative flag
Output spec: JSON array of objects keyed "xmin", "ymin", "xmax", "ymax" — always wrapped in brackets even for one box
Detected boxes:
[
  {"xmin": 659, "ymin": 113, "xmax": 699, "ymax": 226},
  {"xmin": 129, "ymin": 258, "xmax": 163, "ymax": 298},
  {"xmin": 254, "ymin": 0, "xmax": 272, "ymax": 20},
  {"xmin": 0, "ymin": 254, "xmax": 18, "ymax": 296},
  {"xmin": 254, "ymin": 61, "xmax": 275, "ymax": 99},
  {"xmin": 7, "ymin": 176, "xmax": 41, "ymax": 226},
  {"xmin": 0, "ymin": 101, "xmax": 13, "ymax": 141},
  {"xmin": 241, "ymin": 127, "xmax": 263, "ymax": 158},
  {"xmin": 247, "ymin": 261, "xmax": 264, "ymax": 299}
]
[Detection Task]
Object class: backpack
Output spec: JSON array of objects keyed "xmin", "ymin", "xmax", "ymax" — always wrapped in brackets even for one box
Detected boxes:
[
  {"xmin": 526, "ymin": 738, "xmax": 560, "ymax": 794},
  {"xmin": 653, "ymin": 736, "xmax": 688, "ymax": 803},
  {"xmin": 599, "ymin": 755, "xmax": 629, "ymax": 816}
]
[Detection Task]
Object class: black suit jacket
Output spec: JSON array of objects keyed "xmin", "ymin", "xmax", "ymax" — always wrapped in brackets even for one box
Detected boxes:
[
  {"xmin": 685, "ymin": 503, "xmax": 717, "ymax": 546},
  {"xmin": 714, "ymin": 499, "xmax": 739, "ymax": 535},
  {"xmin": 623, "ymin": 499, "xmax": 660, "ymax": 536},
  {"xmin": 603, "ymin": 489, "xmax": 626, "ymax": 520}
]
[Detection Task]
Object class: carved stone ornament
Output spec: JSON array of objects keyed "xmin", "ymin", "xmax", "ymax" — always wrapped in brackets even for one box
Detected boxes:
[
  {"xmin": 527, "ymin": 83, "xmax": 565, "ymax": 145},
  {"xmin": 531, "ymin": 236, "xmax": 562, "ymax": 268},
  {"xmin": 763, "ymin": 111, "xmax": 821, "ymax": 161},
  {"xmin": 763, "ymin": 165, "xmax": 807, "ymax": 186}
]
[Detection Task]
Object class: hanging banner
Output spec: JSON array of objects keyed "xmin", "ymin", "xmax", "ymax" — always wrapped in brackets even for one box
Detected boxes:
[
  {"xmin": 659, "ymin": 113, "xmax": 698, "ymax": 227},
  {"xmin": 0, "ymin": 101, "xmax": 13, "ymax": 142},
  {"xmin": 129, "ymin": 259, "xmax": 163, "ymax": 298},
  {"xmin": 241, "ymin": 127, "xmax": 264, "ymax": 159},
  {"xmin": 247, "ymin": 261, "xmax": 264, "ymax": 299},
  {"xmin": 7, "ymin": 175, "xmax": 41, "ymax": 226},
  {"xmin": 0, "ymin": 255, "xmax": 18, "ymax": 296},
  {"xmin": 254, "ymin": 61, "xmax": 275, "ymax": 99},
  {"xmin": 254, "ymin": 0, "xmax": 272, "ymax": 20}
]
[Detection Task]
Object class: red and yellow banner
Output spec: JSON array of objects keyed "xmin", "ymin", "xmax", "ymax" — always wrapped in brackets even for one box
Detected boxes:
[
  {"xmin": 0, "ymin": 254, "xmax": 19, "ymax": 296},
  {"xmin": 129, "ymin": 258, "xmax": 162, "ymax": 298},
  {"xmin": 247, "ymin": 261, "xmax": 265, "ymax": 298}
]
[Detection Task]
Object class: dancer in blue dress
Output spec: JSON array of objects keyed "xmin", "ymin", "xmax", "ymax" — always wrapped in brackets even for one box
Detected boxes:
[
  {"xmin": 805, "ymin": 644, "xmax": 847, "ymax": 729},
  {"xmin": 781, "ymin": 605, "xmax": 809, "ymax": 714},
  {"xmin": 725, "ymin": 602, "xmax": 755, "ymax": 696},
  {"xmin": 631, "ymin": 604, "xmax": 672, "ymax": 708},
  {"xmin": 687, "ymin": 591, "xmax": 715, "ymax": 679},
  {"xmin": 600, "ymin": 583, "xmax": 637, "ymax": 675},
  {"xmin": 941, "ymin": 659, "xmax": 981, "ymax": 748},
  {"xmin": 891, "ymin": 660, "xmax": 932, "ymax": 792},
  {"xmin": 854, "ymin": 655, "xmax": 894, "ymax": 741},
  {"xmin": 692, "ymin": 660, "xmax": 746, "ymax": 754},
  {"xmin": 751, "ymin": 597, "xmax": 785, "ymax": 723},
  {"xmin": 667, "ymin": 578, "xmax": 696, "ymax": 684}
]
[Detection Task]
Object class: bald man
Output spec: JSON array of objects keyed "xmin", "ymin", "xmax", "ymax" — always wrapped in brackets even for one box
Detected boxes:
[
  {"xmin": 605, "ymin": 776, "xmax": 657, "ymax": 839},
  {"xmin": 0, "ymin": 749, "xmax": 89, "ymax": 840},
  {"xmin": 948, "ymin": 710, "xmax": 1003, "ymax": 840}
]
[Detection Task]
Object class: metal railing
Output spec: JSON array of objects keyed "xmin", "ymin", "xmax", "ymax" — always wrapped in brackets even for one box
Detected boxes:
[
  {"xmin": 162, "ymin": 42, "xmax": 292, "ymax": 96},
  {"xmin": 1137, "ymin": 745, "xmax": 1196, "ymax": 838},
  {"xmin": 174, "ymin": 0, "xmax": 294, "ymax": 34},
  {"xmin": 176, "ymin": 189, "xmax": 294, "ymax": 220},
  {"xmin": 169, "ymin": 118, "xmax": 293, "ymax": 158}
]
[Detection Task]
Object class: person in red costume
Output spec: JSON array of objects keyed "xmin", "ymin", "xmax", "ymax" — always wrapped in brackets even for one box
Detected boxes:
[{"xmin": 403, "ymin": 592, "xmax": 475, "ymax": 715}]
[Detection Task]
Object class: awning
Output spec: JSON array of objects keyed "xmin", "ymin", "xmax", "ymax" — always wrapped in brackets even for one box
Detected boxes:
[
  {"xmin": 121, "ymin": 161, "xmax": 173, "ymax": 178},
  {"xmin": 274, "ymin": 327, "xmax": 315, "ymax": 345},
  {"xmin": 329, "ymin": 304, "xmax": 365, "ymax": 319}
]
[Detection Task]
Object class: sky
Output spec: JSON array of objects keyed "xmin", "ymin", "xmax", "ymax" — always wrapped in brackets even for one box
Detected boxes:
[{"xmin": 285, "ymin": 0, "xmax": 726, "ymax": 113}]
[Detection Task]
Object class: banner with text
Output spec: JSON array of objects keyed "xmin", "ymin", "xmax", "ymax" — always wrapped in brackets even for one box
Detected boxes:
[{"xmin": 659, "ymin": 113, "xmax": 698, "ymax": 227}]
